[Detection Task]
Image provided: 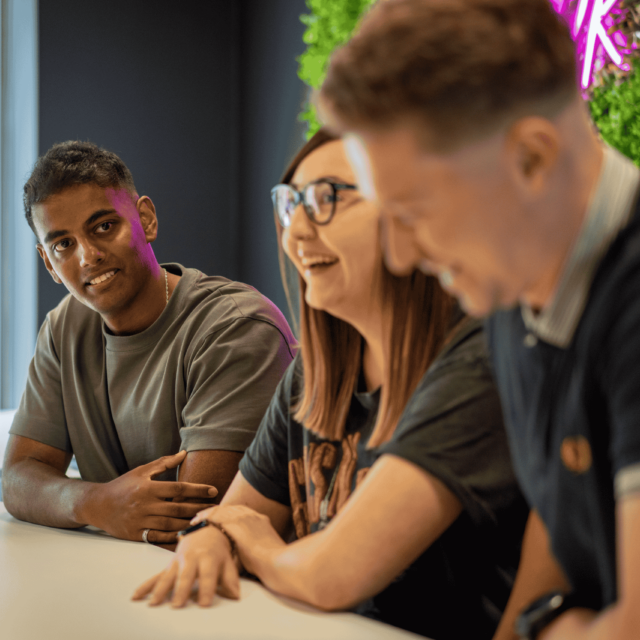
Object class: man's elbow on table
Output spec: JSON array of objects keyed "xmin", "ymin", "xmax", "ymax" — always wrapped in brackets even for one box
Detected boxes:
[{"xmin": 2, "ymin": 434, "xmax": 75, "ymax": 524}]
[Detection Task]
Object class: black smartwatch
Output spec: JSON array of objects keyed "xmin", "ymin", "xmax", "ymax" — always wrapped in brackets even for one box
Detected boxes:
[{"xmin": 515, "ymin": 591, "xmax": 577, "ymax": 640}]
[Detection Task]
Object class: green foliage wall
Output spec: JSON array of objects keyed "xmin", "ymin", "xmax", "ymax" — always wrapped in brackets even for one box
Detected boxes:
[
  {"xmin": 589, "ymin": 58, "xmax": 640, "ymax": 166},
  {"xmin": 297, "ymin": 0, "xmax": 640, "ymax": 165},
  {"xmin": 297, "ymin": 0, "xmax": 375, "ymax": 138}
]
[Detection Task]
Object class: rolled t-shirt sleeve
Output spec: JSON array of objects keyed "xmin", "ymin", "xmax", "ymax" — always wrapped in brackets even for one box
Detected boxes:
[
  {"xmin": 9, "ymin": 316, "xmax": 71, "ymax": 452},
  {"xmin": 180, "ymin": 317, "xmax": 294, "ymax": 453},
  {"xmin": 379, "ymin": 325, "xmax": 518, "ymax": 526},
  {"xmin": 238, "ymin": 358, "xmax": 298, "ymax": 506}
]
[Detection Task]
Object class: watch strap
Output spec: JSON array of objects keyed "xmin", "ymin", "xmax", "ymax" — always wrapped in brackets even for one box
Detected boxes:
[{"xmin": 515, "ymin": 591, "xmax": 578, "ymax": 640}]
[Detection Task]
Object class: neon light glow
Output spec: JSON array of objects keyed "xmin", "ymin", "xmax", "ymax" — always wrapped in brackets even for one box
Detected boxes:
[{"xmin": 550, "ymin": 0, "xmax": 635, "ymax": 89}]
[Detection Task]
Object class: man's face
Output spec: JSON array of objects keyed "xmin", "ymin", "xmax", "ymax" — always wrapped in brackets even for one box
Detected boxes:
[
  {"xmin": 33, "ymin": 184, "xmax": 158, "ymax": 318},
  {"xmin": 344, "ymin": 125, "xmax": 541, "ymax": 317}
]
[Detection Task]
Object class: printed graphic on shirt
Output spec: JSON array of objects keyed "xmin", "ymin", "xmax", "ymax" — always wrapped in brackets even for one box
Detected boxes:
[{"xmin": 288, "ymin": 432, "xmax": 370, "ymax": 538}]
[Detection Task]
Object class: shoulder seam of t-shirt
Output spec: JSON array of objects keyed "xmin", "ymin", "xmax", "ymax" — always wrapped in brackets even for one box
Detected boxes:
[
  {"xmin": 195, "ymin": 315, "xmax": 295, "ymax": 360},
  {"xmin": 427, "ymin": 331, "xmax": 487, "ymax": 377},
  {"xmin": 192, "ymin": 275, "xmax": 293, "ymax": 344},
  {"xmin": 435, "ymin": 318, "xmax": 483, "ymax": 361},
  {"xmin": 192, "ymin": 273, "xmax": 258, "ymax": 300}
]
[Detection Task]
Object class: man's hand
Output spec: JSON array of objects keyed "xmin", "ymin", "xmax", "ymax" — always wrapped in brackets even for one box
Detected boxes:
[
  {"xmin": 132, "ymin": 524, "xmax": 240, "ymax": 607},
  {"xmin": 82, "ymin": 451, "xmax": 218, "ymax": 544}
]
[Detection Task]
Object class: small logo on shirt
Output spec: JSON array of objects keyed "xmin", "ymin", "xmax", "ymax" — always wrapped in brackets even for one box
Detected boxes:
[{"xmin": 560, "ymin": 436, "xmax": 593, "ymax": 474}]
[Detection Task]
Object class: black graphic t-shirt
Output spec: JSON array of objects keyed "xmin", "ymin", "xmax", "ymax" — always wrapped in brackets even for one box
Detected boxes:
[{"xmin": 240, "ymin": 319, "xmax": 528, "ymax": 639}]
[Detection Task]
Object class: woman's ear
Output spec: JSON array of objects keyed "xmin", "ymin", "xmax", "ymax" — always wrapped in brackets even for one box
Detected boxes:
[{"xmin": 136, "ymin": 196, "xmax": 158, "ymax": 243}]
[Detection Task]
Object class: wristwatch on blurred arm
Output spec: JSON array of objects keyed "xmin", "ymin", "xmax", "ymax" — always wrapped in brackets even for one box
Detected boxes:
[{"xmin": 516, "ymin": 591, "xmax": 578, "ymax": 640}]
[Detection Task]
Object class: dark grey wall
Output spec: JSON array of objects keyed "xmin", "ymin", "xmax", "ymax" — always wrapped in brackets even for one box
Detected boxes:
[{"xmin": 37, "ymin": 0, "xmax": 307, "ymax": 327}]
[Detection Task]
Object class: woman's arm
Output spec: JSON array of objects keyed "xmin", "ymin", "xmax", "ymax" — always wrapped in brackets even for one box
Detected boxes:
[
  {"xmin": 132, "ymin": 470, "xmax": 291, "ymax": 607},
  {"xmin": 204, "ymin": 453, "xmax": 462, "ymax": 611}
]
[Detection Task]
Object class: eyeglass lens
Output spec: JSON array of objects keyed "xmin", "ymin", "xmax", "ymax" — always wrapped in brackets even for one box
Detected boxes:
[
  {"xmin": 274, "ymin": 187, "xmax": 297, "ymax": 227},
  {"xmin": 274, "ymin": 181, "xmax": 338, "ymax": 227},
  {"xmin": 304, "ymin": 182, "xmax": 334, "ymax": 224}
]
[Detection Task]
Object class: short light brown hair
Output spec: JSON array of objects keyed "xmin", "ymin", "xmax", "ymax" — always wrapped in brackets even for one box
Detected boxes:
[
  {"xmin": 276, "ymin": 129, "xmax": 455, "ymax": 447},
  {"xmin": 319, "ymin": 0, "xmax": 578, "ymax": 148}
]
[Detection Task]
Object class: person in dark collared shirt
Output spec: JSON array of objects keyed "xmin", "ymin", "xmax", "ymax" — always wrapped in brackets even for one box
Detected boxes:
[{"xmin": 316, "ymin": 0, "xmax": 640, "ymax": 639}]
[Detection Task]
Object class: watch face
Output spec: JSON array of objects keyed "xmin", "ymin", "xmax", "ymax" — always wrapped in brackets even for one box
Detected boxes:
[{"xmin": 516, "ymin": 591, "xmax": 569, "ymax": 639}]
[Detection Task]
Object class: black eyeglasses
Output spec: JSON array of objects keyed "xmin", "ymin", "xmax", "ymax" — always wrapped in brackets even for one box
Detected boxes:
[{"xmin": 271, "ymin": 179, "xmax": 357, "ymax": 228}]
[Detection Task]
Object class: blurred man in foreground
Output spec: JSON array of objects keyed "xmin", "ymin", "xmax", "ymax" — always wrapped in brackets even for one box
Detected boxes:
[{"xmin": 319, "ymin": 0, "xmax": 640, "ymax": 638}]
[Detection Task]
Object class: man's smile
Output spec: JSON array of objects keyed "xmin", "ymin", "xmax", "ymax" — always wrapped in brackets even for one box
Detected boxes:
[{"xmin": 86, "ymin": 268, "xmax": 119, "ymax": 286}]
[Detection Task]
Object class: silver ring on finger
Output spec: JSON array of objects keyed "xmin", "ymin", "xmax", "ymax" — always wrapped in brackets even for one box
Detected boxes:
[{"xmin": 142, "ymin": 528, "xmax": 152, "ymax": 544}]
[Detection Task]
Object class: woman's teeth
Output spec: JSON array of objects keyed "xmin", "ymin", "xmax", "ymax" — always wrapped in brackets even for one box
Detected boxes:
[
  {"xmin": 301, "ymin": 256, "xmax": 338, "ymax": 267},
  {"xmin": 89, "ymin": 270, "xmax": 116, "ymax": 285}
]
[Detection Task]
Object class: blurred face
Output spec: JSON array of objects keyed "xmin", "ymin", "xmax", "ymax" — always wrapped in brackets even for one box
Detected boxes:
[
  {"xmin": 33, "ymin": 183, "xmax": 159, "ymax": 318},
  {"xmin": 344, "ymin": 125, "xmax": 541, "ymax": 317},
  {"xmin": 282, "ymin": 140, "xmax": 381, "ymax": 323}
]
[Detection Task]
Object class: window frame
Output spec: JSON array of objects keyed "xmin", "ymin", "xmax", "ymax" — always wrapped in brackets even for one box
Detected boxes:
[{"xmin": 0, "ymin": 0, "xmax": 38, "ymax": 409}]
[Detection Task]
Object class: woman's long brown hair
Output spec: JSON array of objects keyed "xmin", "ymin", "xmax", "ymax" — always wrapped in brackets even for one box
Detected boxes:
[{"xmin": 276, "ymin": 129, "xmax": 455, "ymax": 447}]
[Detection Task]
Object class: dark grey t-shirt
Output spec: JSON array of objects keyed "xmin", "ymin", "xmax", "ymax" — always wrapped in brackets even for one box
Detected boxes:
[
  {"xmin": 240, "ymin": 319, "xmax": 527, "ymax": 640},
  {"xmin": 11, "ymin": 264, "xmax": 296, "ymax": 482}
]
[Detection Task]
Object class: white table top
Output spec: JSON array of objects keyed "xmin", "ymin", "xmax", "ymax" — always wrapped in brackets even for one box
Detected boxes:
[{"xmin": 0, "ymin": 503, "xmax": 422, "ymax": 640}]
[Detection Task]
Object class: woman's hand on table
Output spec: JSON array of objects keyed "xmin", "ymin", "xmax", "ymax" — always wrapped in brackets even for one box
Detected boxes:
[
  {"xmin": 191, "ymin": 504, "xmax": 287, "ymax": 577},
  {"xmin": 132, "ymin": 523, "xmax": 240, "ymax": 607}
]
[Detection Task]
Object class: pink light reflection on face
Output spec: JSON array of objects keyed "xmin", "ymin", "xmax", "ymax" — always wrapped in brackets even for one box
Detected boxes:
[
  {"xmin": 551, "ymin": 0, "xmax": 634, "ymax": 90},
  {"xmin": 104, "ymin": 187, "xmax": 155, "ymax": 269}
]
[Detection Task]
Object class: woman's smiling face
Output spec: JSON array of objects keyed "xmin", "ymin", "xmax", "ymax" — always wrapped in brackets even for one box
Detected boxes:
[{"xmin": 283, "ymin": 139, "xmax": 381, "ymax": 323}]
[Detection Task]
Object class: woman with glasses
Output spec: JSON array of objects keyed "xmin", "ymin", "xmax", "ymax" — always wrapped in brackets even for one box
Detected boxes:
[{"xmin": 133, "ymin": 130, "xmax": 527, "ymax": 640}]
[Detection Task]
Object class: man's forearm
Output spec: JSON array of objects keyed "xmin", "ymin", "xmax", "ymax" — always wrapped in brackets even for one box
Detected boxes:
[
  {"xmin": 3, "ymin": 457, "xmax": 97, "ymax": 529},
  {"xmin": 540, "ymin": 598, "xmax": 640, "ymax": 640},
  {"xmin": 492, "ymin": 510, "xmax": 571, "ymax": 640}
]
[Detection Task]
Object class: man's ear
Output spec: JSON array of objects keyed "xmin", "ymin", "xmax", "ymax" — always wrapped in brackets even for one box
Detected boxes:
[
  {"xmin": 136, "ymin": 196, "xmax": 158, "ymax": 243},
  {"xmin": 36, "ymin": 245, "xmax": 63, "ymax": 284},
  {"xmin": 505, "ymin": 117, "xmax": 559, "ymax": 198}
]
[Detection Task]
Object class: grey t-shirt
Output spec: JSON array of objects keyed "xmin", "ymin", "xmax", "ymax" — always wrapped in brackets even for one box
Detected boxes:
[{"xmin": 11, "ymin": 264, "xmax": 296, "ymax": 482}]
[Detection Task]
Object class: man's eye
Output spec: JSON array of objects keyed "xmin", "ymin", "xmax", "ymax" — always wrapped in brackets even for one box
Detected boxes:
[
  {"xmin": 96, "ymin": 221, "xmax": 113, "ymax": 232},
  {"xmin": 53, "ymin": 239, "xmax": 71, "ymax": 252}
]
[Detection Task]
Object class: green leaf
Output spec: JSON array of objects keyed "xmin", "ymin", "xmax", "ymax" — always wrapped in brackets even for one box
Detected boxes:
[{"xmin": 297, "ymin": 0, "xmax": 376, "ymax": 138}]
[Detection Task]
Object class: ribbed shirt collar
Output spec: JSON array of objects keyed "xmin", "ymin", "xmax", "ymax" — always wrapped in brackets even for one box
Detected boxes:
[{"xmin": 521, "ymin": 145, "xmax": 640, "ymax": 348}]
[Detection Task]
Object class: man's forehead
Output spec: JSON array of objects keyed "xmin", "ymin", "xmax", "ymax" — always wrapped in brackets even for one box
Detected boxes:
[
  {"xmin": 34, "ymin": 184, "xmax": 133, "ymax": 217},
  {"xmin": 32, "ymin": 184, "xmax": 134, "ymax": 237},
  {"xmin": 352, "ymin": 122, "xmax": 505, "ymax": 199},
  {"xmin": 347, "ymin": 126, "xmax": 442, "ymax": 202}
]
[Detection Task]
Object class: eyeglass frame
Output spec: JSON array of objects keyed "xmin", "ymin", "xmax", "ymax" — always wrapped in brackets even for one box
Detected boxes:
[{"xmin": 271, "ymin": 179, "xmax": 357, "ymax": 228}]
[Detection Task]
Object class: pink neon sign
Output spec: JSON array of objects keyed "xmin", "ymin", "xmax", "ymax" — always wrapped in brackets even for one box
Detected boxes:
[{"xmin": 550, "ymin": 0, "xmax": 636, "ymax": 89}]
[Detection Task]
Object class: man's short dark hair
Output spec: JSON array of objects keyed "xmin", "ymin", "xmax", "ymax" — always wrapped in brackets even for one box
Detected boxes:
[
  {"xmin": 24, "ymin": 140, "xmax": 137, "ymax": 236},
  {"xmin": 319, "ymin": 0, "xmax": 578, "ymax": 150}
]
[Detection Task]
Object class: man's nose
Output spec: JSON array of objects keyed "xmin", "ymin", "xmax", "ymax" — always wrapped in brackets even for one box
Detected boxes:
[
  {"xmin": 78, "ymin": 238, "xmax": 104, "ymax": 267},
  {"xmin": 379, "ymin": 214, "xmax": 421, "ymax": 275}
]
